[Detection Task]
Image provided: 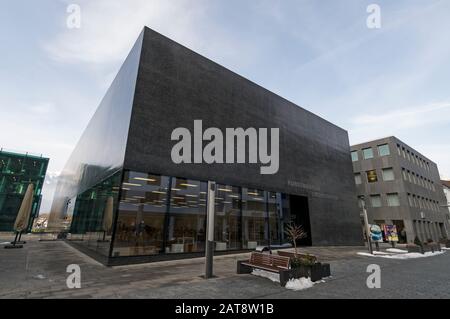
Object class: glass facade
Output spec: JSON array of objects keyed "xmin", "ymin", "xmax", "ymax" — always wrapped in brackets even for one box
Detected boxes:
[
  {"xmin": 68, "ymin": 169, "xmax": 293, "ymax": 260},
  {"xmin": 0, "ymin": 150, "xmax": 49, "ymax": 232},
  {"xmin": 215, "ymin": 184, "xmax": 241, "ymax": 251},
  {"xmin": 68, "ymin": 171, "xmax": 121, "ymax": 256}
]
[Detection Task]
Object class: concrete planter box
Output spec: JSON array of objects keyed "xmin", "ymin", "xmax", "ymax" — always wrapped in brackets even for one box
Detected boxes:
[
  {"xmin": 237, "ymin": 259, "xmax": 331, "ymax": 286},
  {"xmin": 425, "ymin": 243, "xmax": 441, "ymax": 252},
  {"xmin": 407, "ymin": 245, "xmax": 424, "ymax": 254},
  {"xmin": 439, "ymin": 240, "xmax": 450, "ymax": 248},
  {"xmin": 407, "ymin": 243, "xmax": 441, "ymax": 254},
  {"xmin": 290, "ymin": 263, "xmax": 324, "ymax": 282}
]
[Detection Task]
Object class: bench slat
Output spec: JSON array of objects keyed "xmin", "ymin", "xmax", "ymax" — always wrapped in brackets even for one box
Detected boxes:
[{"xmin": 246, "ymin": 252, "xmax": 290, "ymax": 273}]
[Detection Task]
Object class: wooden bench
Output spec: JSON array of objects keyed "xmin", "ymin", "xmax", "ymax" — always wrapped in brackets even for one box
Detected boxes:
[
  {"xmin": 237, "ymin": 252, "xmax": 291, "ymax": 286},
  {"xmin": 277, "ymin": 250, "xmax": 318, "ymax": 263}
]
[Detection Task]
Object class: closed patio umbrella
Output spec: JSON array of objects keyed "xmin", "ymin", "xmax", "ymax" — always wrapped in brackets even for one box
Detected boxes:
[
  {"xmin": 5, "ymin": 183, "xmax": 34, "ymax": 249},
  {"xmin": 99, "ymin": 196, "xmax": 114, "ymax": 242}
]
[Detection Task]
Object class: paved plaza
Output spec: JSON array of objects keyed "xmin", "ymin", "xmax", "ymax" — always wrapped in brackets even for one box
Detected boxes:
[{"xmin": 1, "ymin": 235, "xmax": 450, "ymax": 299}]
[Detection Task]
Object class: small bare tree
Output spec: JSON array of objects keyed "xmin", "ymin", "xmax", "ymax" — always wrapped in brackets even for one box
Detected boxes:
[{"xmin": 284, "ymin": 223, "xmax": 307, "ymax": 257}]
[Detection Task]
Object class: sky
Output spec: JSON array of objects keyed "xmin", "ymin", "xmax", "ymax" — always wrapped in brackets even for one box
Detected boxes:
[{"xmin": 1, "ymin": 0, "xmax": 449, "ymax": 213}]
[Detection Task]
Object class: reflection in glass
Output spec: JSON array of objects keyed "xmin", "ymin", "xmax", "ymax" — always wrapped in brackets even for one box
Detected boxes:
[
  {"xmin": 166, "ymin": 178, "xmax": 207, "ymax": 253},
  {"xmin": 214, "ymin": 185, "xmax": 241, "ymax": 251},
  {"xmin": 112, "ymin": 171, "xmax": 169, "ymax": 257},
  {"xmin": 268, "ymin": 192, "xmax": 281, "ymax": 245},
  {"xmin": 242, "ymin": 188, "xmax": 268, "ymax": 248},
  {"xmin": 70, "ymin": 171, "xmax": 121, "ymax": 256}
]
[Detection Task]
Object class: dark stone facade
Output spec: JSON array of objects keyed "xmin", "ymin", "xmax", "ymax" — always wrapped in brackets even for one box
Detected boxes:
[{"xmin": 50, "ymin": 26, "xmax": 362, "ymax": 249}]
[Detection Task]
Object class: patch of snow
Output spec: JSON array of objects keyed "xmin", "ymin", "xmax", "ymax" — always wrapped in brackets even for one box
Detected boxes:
[
  {"xmin": 0, "ymin": 242, "xmax": 11, "ymax": 245},
  {"xmin": 386, "ymin": 248, "xmax": 408, "ymax": 253},
  {"xmin": 373, "ymin": 251, "xmax": 390, "ymax": 255},
  {"xmin": 357, "ymin": 251, "xmax": 445, "ymax": 260},
  {"xmin": 358, "ymin": 252, "xmax": 376, "ymax": 257},
  {"xmin": 33, "ymin": 274, "xmax": 46, "ymax": 280},
  {"xmin": 251, "ymin": 269, "xmax": 280, "ymax": 282},
  {"xmin": 442, "ymin": 247, "xmax": 450, "ymax": 251},
  {"xmin": 285, "ymin": 277, "xmax": 314, "ymax": 291}
]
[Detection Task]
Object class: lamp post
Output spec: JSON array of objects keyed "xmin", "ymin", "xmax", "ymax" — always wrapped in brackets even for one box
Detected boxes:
[
  {"xmin": 360, "ymin": 196, "xmax": 373, "ymax": 254},
  {"xmin": 205, "ymin": 181, "xmax": 216, "ymax": 279}
]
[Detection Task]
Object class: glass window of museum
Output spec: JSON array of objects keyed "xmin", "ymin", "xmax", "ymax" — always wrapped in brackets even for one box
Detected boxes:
[
  {"xmin": 0, "ymin": 150, "xmax": 48, "ymax": 232},
  {"xmin": 68, "ymin": 169, "xmax": 286, "ymax": 258}
]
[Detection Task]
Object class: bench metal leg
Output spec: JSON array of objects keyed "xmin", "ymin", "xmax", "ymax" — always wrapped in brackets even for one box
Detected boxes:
[
  {"xmin": 237, "ymin": 261, "xmax": 253, "ymax": 274},
  {"xmin": 279, "ymin": 269, "xmax": 292, "ymax": 287}
]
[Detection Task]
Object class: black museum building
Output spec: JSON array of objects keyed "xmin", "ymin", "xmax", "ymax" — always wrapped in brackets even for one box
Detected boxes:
[{"xmin": 49, "ymin": 27, "xmax": 362, "ymax": 265}]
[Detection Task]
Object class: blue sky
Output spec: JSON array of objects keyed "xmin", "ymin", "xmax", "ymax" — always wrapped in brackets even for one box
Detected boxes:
[{"xmin": 1, "ymin": 0, "xmax": 449, "ymax": 213}]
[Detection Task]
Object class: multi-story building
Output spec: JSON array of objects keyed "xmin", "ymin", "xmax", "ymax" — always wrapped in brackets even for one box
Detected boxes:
[
  {"xmin": 442, "ymin": 180, "xmax": 450, "ymax": 221},
  {"xmin": 0, "ymin": 149, "xmax": 49, "ymax": 232},
  {"xmin": 351, "ymin": 137, "xmax": 449, "ymax": 243},
  {"xmin": 49, "ymin": 27, "xmax": 362, "ymax": 265}
]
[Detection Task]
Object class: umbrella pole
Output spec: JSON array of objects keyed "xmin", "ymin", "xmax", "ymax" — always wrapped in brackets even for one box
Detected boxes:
[
  {"xmin": 4, "ymin": 231, "xmax": 24, "ymax": 249},
  {"xmin": 15, "ymin": 231, "xmax": 26, "ymax": 244},
  {"xmin": 103, "ymin": 231, "xmax": 106, "ymax": 241},
  {"xmin": 13, "ymin": 232, "xmax": 19, "ymax": 246}
]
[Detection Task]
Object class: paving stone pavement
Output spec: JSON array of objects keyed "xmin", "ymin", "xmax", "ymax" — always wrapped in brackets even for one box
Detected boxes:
[{"xmin": 1, "ymin": 236, "xmax": 450, "ymax": 299}]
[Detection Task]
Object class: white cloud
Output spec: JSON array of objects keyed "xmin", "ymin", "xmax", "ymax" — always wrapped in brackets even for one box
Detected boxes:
[
  {"xmin": 350, "ymin": 102, "xmax": 450, "ymax": 133},
  {"xmin": 414, "ymin": 144, "xmax": 450, "ymax": 180},
  {"xmin": 45, "ymin": 0, "xmax": 208, "ymax": 65},
  {"xmin": 29, "ymin": 102, "xmax": 55, "ymax": 114},
  {"xmin": 348, "ymin": 102, "xmax": 450, "ymax": 180}
]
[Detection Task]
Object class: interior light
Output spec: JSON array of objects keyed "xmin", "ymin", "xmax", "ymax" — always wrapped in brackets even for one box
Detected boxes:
[
  {"xmin": 123, "ymin": 182, "xmax": 142, "ymax": 187},
  {"xmin": 134, "ymin": 177, "xmax": 157, "ymax": 182}
]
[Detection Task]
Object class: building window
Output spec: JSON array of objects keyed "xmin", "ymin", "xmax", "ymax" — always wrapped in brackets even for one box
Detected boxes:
[
  {"xmin": 351, "ymin": 151, "xmax": 359, "ymax": 162},
  {"xmin": 402, "ymin": 147, "xmax": 406, "ymax": 158},
  {"xmin": 382, "ymin": 168, "xmax": 395, "ymax": 181},
  {"xmin": 402, "ymin": 168, "xmax": 407, "ymax": 181},
  {"xmin": 363, "ymin": 148, "xmax": 374, "ymax": 159},
  {"xmin": 397, "ymin": 144, "xmax": 401, "ymax": 156},
  {"xmin": 366, "ymin": 170, "xmax": 378, "ymax": 183},
  {"xmin": 113, "ymin": 172, "xmax": 171, "ymax": 257},
  {"xmin": 354, "ymin": 173, "xmax": 362, "ymax": 185},
  {"xmin": 242, "ymin": 188, "xmax": 268, "ymax": 248},
  {"xmin": 407, "ymin": 170, "xmax": 412, "ymax": 183},
  {"xmin": 408, "ymin": 193, "xmax": 413, "ymax": 207},
  {"xmin": 215, "ymin": 184, "xmax": 242, "ymax": 251},
  {"xmin": 357, "ymin": 195, "xmax": 365, "ymax": 208},
  {"xmin": 378, "ymin": 144, "xmax": 390, "ymax": 157},
  {"xmin": 370, "ymin": 195, "xmax": 382, "ymax": 208},
  {"xmin": 387, "ymin": 193, "xmax": 400, "ymax": 207},
  {"xmin": 268, "ymin": 192, "xmax": 281, "ymax": 245},
  {"xmin": 167, "ymin": 177, "xmax": 208, "ymax": 254}
]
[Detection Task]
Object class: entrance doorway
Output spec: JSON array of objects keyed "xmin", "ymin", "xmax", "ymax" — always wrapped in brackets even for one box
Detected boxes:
[{"xmin": 288, "ymin": 195, "xmax": 312, "ymax": 246}]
